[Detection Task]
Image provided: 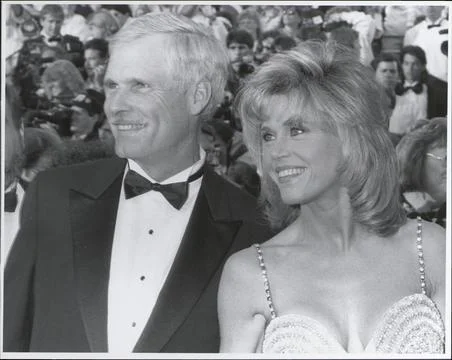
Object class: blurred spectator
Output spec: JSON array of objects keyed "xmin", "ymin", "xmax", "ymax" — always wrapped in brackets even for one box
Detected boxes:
[
  {"xmin": 27, "ymin": 59, "xmax": 104, "ymax": 140},
  {"xmin": 404, "ymin": 6, "xmax": 448, "ymax": 83},
  {"xmin": 255, "ymin": 30, "xmax": 281, "ymax": 64},
  {"xmin": 237, "ymin": 9, "xmax": 262, "ymax": 52},
  {"xmin": 130, "ymin": 4, "xmax": 152, "ymax": 18},
  {"xmin": 84, "ymin": 38, "xmax": 108, "ymax": 92},
  {"xmin": 86, "ymin": 9, "xmax": 119, "ymax": 41},
  {"xmin": 389, "ymin": 46, "xmax": 428, "ymax": 135},
  {"xmin": 329, "ymin": 26, "xmax": 361, "ymax": 59},
  {"xmin": 61, "ymin": 4, "xmax": 90, "ymax": 42},
  {"xmin": 396, "ymin": 117, "xmax": 447, "ymax": 227},
  {"xmin": 180, "ymin": 5, "xmax": 229, "ymax": 45},
  {"xmin": 101, "ymin": 4, "xmax": 132, "ymax": 29},
  {"xmin": 226, "ymin": 29, "xmax": 256, "ymax": 78},
  {"xmin": 3, "ymin": 84, "xmax": 26, "ymax": 263},
  {"xmin": 371, "ymin": 53, "xmax": 401, "ymax": 119},
  {"xmin": 324, "ymin": 6, "xmax": 376, "ymax": 66},
  {"xmin": 14, "ymin": 4, "xmax": 84, "ymax": 108},
  {"xmin": 273, "ymin": 34, "xmax": 297, "ymax": 53},
  {"xmin": 258, "ymin": 5, "xmax": 283, "ymax": 32},
  {"xmin": 69, "ymin": 91, "xmax": 106, "ymax": 141},
  {"xmin": 382, "ymin": 5, "xmax": 425, "ymax": 57},
  {"xmin": 280, "ymin": 6, "xmax": 304, "ymax": 43}
]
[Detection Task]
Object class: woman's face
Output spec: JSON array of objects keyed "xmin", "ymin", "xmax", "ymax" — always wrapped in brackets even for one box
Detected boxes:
[
  {"xmin": 260, "ymin": 95, "xmax": 344, "ymax": 207},
  {"xmin": 423, "ymin": 144, "xmax": 447, "ymax": 204}
]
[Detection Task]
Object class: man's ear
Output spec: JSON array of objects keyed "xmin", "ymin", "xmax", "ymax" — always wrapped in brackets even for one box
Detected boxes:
[{"xmin": 188, "ymin": 80, "xmax": 212, "ymax": 116}]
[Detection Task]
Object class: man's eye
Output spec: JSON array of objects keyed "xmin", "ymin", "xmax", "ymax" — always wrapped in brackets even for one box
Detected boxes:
[
  {"xmin": 133, "ymin": 82, "xmax": 149, "ymax": 90},
  {"xmin": 104, "ymin": 81, "xmax": 118, "ymax": 90}
]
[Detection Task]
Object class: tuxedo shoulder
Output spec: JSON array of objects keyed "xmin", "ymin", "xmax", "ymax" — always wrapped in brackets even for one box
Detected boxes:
[{"xmin": 36, "ymin": 157, "xmax": 125, "ymax": 185}]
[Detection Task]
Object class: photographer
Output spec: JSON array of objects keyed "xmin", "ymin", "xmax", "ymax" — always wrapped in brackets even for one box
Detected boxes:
[
  {"xmin": 26, "ymin": 59, "xmax": 104, "ymax": 139},
  {"xmin": 226, "ymin": 29, "xmax": 257, "ymax": 80},
  {"xmin": 14, "ymin": 4, "xmax": 84, "ymax": 108}
]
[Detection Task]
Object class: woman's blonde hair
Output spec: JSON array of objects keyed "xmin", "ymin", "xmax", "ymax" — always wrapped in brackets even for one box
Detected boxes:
[{"xmin": 235, "ymin": 40, "xmax": 406, "ymax": 236}]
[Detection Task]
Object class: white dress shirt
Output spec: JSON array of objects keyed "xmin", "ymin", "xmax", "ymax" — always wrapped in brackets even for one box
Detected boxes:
[
  {"xmin": 389, "ymin": 81, "xmax": 427, "ymax": 135},
  {"xmin": 2, "ymin": 182, "xmax": 25, "ymax": 265},
  {"xmin": 107, "ymin": 149, "xmax": 205, "ymax": 353}
]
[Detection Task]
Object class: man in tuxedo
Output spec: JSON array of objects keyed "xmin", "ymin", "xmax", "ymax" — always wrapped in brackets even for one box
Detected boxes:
[{"xmin": 4, "ymin": 13, "xmax": 271, "ymax": 353}]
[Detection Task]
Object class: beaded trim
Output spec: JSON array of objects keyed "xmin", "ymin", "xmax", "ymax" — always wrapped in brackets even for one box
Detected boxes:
[
  {"xmin": 254, "ymin": 244, "xmax": 277, "ymax": 319},
  {"xmin": 416, "ymin": 217, "xmax": 426, "ymax": 295}
]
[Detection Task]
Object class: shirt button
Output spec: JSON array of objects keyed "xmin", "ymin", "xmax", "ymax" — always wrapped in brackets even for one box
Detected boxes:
[
  {"xmin": 148, "ymin": 229, "xmax": 154, "ymax": 235},
  {"xmin": 132, "ymin": 322, "xmax": 136, "ymax": 327},
  {"xmin": 140, "ymin": 276, "xmax": 145, "ymax": 281}
]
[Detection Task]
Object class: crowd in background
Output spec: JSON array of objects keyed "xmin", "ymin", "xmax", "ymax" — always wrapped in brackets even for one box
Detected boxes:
[{"xmin": 4, "ymin": 3, "xmax": 449, "ymax": 227}]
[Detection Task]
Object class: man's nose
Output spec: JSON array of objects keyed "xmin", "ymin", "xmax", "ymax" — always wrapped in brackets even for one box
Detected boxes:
[{"xmin": 105, "ymin": 88, "xmax": 131, "ymax": 114}]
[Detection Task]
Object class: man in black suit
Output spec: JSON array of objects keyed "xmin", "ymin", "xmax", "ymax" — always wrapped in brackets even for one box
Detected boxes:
[{"xmin": 4, "ymin": 13, "xmax": 271, "ymax": 353}]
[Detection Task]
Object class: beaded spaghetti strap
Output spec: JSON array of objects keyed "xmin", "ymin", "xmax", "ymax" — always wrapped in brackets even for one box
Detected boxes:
[
  {"xmin": 254, "ymin": 244, "xmax": 277, "ymax": 319},
  {"xmin": 416, "ymin": 216, "xmax": 427, "ymax": 295}
]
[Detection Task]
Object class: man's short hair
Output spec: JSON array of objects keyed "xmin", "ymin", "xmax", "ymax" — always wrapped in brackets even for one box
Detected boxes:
[
  {"xmin": 40, "ymin": 4, "xmax": 64, "ymax": 21},
  {"xmin": 84, "ymin": 38, "xmax": 109, "ymax": 59},
  {"xmin": 371, "ymin": 53, "xmax": 400, "ymax": 71},
  {"xmin": 226, "ymin": 29, "xmax": 254, "ymax": 49},
  {"xmin": 109, "ymin": 13, "xmax": 230, "ymax": 122}
]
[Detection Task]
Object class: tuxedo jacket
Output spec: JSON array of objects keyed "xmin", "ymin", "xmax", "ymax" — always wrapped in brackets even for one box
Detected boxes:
[{"xmin": 4, "ymin": 157, "xmax": 271, "ymax": 353}]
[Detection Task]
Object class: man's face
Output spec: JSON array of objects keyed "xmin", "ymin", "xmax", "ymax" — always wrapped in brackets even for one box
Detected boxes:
[
  {"xmin": 426, "ymin": 6, "xmax": 444, "ymax": 22},
  {"xmin": 228, "ymin": 42, "xmax": 252, "ymax": 64},
  {"xmin": 103, "ymin": 34, "xmax": 198, "ymax": 180},
  {"xmin": 40, "ymin": 14, "xmax": 63, "ymax": 37},
  {"xmin": 375, "ymin": 61, "xmax": 399, "ymax": 90},
  {"xmin": 84, "ymin": 49, "xmax": 105, "ymax": 76},
  {"xmin": 402, "ymin": 54, "xmax": 424, "ymax": 82}
]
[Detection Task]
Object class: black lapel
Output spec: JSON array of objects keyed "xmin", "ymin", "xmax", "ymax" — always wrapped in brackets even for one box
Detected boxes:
[
  {"xmin": 71, "ymin": 158, "xmax": 125, "ymax": 352},
  {"xmin": 134, "ymin": 167, "xmax": 242, "ymax": 352}
]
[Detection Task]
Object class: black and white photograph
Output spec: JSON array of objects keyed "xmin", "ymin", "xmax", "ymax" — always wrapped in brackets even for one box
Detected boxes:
[{"xmin": 1, "ymin": 1, "xmax": 450, "ymax": 358}]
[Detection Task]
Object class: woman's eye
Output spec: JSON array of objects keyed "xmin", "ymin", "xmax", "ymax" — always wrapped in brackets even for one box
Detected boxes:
[
  {"xmin": 262, "ymin": 132, "xmax": 275, "ymax": 142},
  {"xmin": 290, "ymin": 127, "xmax": 304, "ymax": 136}
]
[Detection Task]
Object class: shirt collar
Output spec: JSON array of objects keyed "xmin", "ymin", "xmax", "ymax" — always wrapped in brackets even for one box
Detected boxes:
[
  {"xmin": 404, "ymin": 80, "xmax": 419, "ymax": 87},
  {"xmin": 127, "ymin": 147, "xmax": 206, "ymax": 184},
  {"xmin": 426, "ymin": 17, "xmax": 446, "ymax": 27}
]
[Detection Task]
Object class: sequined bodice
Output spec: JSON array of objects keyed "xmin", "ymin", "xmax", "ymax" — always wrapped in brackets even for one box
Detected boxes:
[{"xmin": 254, "ymin": 218, "xmax": 445, "ymax": 354}]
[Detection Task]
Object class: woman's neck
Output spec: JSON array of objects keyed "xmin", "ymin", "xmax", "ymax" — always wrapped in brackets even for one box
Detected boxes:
[{"xmin": 296, "ymin": 188, "xmax": 365, "ymax": 252}]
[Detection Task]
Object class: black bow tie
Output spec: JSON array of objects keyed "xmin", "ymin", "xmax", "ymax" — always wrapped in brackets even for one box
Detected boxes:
[
  {"xmin": 48, "ymin": 36, "xmax": 62, "ymax": 42},
  {"xmin": 124, "ymin": 164, "xmax": 205, "ymax": 210},
  {"xmin": 4, "ymin": 188, "xmax": 18, "ymax": 213},
  {"xmin": 395, "ymin": 82, "xmax": 423, "ymax": 95},
  {"xmin": 427, "ymin": 23, "xmax": 441, "ymax": 29}
]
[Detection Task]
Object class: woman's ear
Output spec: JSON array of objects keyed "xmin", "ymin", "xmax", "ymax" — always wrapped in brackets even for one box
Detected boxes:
[{"xmin": 187, "ymin": 80, "xmax": 212, "ymax": 116}]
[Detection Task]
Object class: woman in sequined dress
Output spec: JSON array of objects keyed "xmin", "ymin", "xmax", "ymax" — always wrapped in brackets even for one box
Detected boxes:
[{"xmin": 218, "ymin": 40, "xmax": 446, "ymax": 354}]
